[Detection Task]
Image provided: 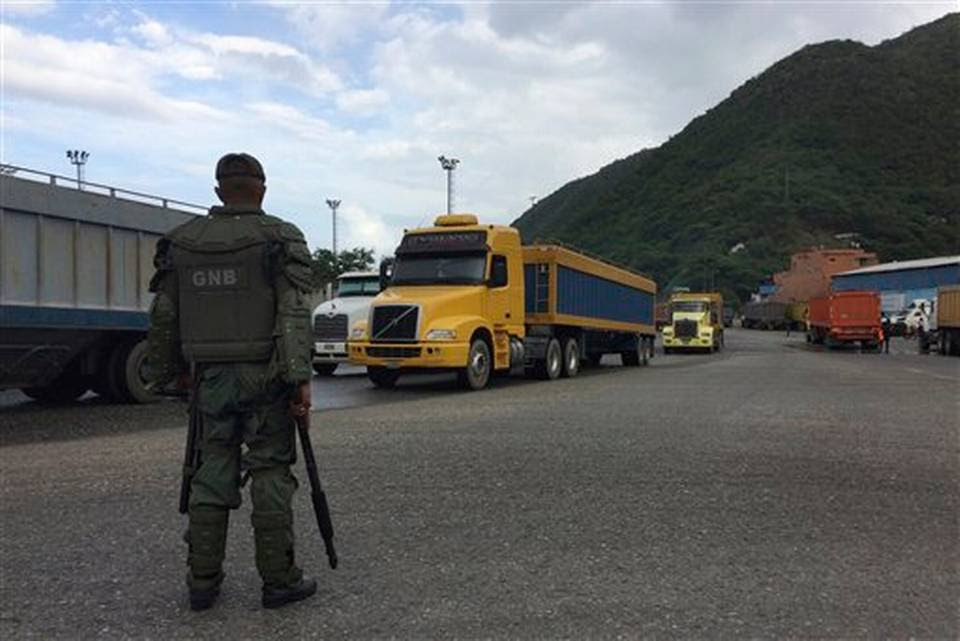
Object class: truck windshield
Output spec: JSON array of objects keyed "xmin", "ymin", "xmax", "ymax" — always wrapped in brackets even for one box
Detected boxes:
[
  {"xmin": 392, "ymin": 253, "xmax": 487, "ymax": 285},
  {"xmin": 673, "ymin": 301, "xmax": 709, "ymax": 313},
  {"xmin": 337, "ymin": 277, "xmax": 380, "ymax": 297}
]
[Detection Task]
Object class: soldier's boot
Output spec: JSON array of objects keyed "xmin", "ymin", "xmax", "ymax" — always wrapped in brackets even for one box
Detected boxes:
[
  {"xmin": 252, "ymin": 510, "xmax": 317, "ymax": 609},
  {"xmin": 186, "ymin": 506, "xmax": 229, "ymax": 611}
]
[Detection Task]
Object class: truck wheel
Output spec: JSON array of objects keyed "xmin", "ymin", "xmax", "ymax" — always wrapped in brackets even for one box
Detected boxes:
[
  {"xmin": 458, "ymin": 338, "xmax": 492, "ymax": 390},
  {"xmin": 561, "ymin": 338, "xmax": 580, "ymax": 378},
  {"xmin": 622, "ymin": 337, "xmax": 642, "ymax": 366},
  {"xmin": 21, "ymin": 363, "xmax": 89, "ymax": 403},
  {"xmin": 535, "ymin": 338, "xmax": 563, "ymax": 380},
  {"xmin": 123, "ymin": 340, "xmax": 159, "ymax": 404},
  {"xmin": 368, "ymin": 367, "xmax": 399, "ymax": 389},
  {"xmin": 313, "ymin": 363, "xmax": 338, "ymax": 376}
]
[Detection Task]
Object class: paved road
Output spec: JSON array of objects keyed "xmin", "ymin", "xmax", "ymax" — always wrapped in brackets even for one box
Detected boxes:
[{"xmin": 1, "ymin": 329, "xmax": 957, "ymax": 639}]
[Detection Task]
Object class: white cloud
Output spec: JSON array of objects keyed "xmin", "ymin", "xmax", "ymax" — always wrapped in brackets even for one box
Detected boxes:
[
  {"xmin": 258, "ymin": 0, "xmax": 390, "ymax": 52},
  {"xmin": 131, "ymin": 18, "xmax": 172, "ymax": 48},
  {"xmin": 336, "ymin": 88, "xmax": 390, "ymax": 115}
]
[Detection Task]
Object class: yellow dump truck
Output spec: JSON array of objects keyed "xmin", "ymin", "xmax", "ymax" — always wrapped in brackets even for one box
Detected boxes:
[
  {"xmin": 923, "ymin": 285, "xmax": 960, "ymax": 356},
  {"xmin": 349, "ymin": 214, "xmax": 657, "ymax": 390},
  {"xmin": 662, "ymin": 292, "xmax": 725, "ymax": 353}
]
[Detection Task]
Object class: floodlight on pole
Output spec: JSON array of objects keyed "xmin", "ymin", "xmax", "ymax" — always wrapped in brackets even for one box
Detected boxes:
[
  {"xmin": 325, "ymin": 198, "xmax": 341, "ymax": 264},
  {"xmin": 66, "ymin": 149, "xmax": 89, "ymax": 189},
  {"xmin": 438, "ymin": 155, "xmax": 460, "ymax": 214}
]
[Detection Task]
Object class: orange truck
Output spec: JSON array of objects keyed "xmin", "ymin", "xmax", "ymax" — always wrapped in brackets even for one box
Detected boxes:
[{"xmin": 807, "ymin": 291, "xmax": 882, "ymax": 350}]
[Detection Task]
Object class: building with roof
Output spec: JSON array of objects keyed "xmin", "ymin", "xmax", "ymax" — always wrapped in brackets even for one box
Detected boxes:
[
  {"xmin": 832, "ymin": 255, "xmax": 960, "ymax": 312},
  {"xmin": 771, "ymin": 248, "xmax": 878, "ymax": 303}
]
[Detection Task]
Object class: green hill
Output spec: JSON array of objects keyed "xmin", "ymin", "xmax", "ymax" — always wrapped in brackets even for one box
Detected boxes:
[{"xmin": 513, "ymin": 13, "xmax": 960, "ymax": 302}]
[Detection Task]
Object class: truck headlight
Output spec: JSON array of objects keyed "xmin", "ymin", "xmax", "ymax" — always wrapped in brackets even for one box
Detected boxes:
[
  {"xmin": 351, "ymin": 327, "xmax": 366, "ymax": 339},
  {"xmin": 425, "ymin": 329, "xmax": 457, "ymax": 341}
]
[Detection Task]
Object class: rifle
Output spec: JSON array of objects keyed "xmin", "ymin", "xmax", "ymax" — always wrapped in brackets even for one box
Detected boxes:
[
  {"xmin": 178, "ymin": 374, "xmax": 202, "ymax": 515},
  {"xmin": 295, "ymin": 410, "xmax": 338, "ymax": 569}
]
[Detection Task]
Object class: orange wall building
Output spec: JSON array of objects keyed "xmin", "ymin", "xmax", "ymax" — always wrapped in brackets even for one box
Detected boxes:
[{"xmin": 772, "ymin": 248, "xmax": 878, "ymax": 303}]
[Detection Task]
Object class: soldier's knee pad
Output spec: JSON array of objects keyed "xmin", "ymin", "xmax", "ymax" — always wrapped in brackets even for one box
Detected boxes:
[
  {"xmin": 187, "ymin": 506, "xmax": 229, "ymax": 580},
  {"xmin": 251, "ymin": 511, "xmax": 300, "ymax": 585}
]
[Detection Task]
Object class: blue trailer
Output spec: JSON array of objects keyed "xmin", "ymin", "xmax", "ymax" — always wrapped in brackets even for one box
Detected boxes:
[
  {"xmin": 522, "ymin": 244, "xmax": 657, "ymax": 369},
  {"xmin": 1, "ymin": 166, "xmax": 203, "ymax": 402}
]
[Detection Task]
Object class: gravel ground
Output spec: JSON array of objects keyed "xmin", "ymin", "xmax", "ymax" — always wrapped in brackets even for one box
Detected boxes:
[{"xmin": 0, "ymin": 329, "xmax": 957, "ymax": 639}]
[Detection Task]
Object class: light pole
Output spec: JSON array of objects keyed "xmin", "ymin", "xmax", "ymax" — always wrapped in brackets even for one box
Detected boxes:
[
  {"xmin": 438, "ymin": 155, "xmax": 459, "ymax": 214},
  {"xmin": 325, "ymin": 198, "xmax": 341, "ymax": 267},
  {"xmin": 66, "ymin": 150, "xmax": 89, "ymax": 189}
]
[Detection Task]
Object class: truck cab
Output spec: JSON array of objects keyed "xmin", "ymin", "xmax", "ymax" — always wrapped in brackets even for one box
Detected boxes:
[
  {"xmin": 311, "ymin": 271, "xmax": 381, "ymax": 375},
  {"xmin": 349, "ymin": 214, "xmax": 525, "ymax": 389},
  {"xmin": 662, "ymin": 292, "xmax": 724, "ymax": 353}
]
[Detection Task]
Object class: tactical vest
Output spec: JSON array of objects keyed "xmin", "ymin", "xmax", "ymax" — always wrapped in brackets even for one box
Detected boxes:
[{"xmin": 169, "ymin": 214, "xmax": 277, "ymax": 364}]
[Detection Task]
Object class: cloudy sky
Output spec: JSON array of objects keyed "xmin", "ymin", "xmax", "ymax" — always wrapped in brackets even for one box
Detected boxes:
[{"xmin": 1, "ymin": 1, "xmax": 951, "ymax": 256}]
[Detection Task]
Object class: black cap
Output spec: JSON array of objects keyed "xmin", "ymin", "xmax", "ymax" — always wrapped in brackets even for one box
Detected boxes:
[{"xmin": 215, "ymin": 153, "xmax": 265, "ymax": 182}]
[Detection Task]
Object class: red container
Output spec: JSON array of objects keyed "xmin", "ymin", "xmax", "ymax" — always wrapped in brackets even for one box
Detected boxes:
[{"xmin": 808, "ymin": 291, "xmax": 882, "ymax": 346}]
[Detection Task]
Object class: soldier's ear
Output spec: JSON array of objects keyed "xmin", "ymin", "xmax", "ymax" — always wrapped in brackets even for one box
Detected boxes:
[{"xmin": 215, "ymin": 185, "xmax": 225, "ymax": 203}]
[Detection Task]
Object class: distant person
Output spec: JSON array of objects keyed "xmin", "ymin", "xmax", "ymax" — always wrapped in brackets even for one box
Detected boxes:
[
  {"xmin": 146, "ymin": 153, "xmax": 318, "ymax": 610},
  {"xmin": 881, "ymin": 314, "xmax": 891, "ymax": 354}
]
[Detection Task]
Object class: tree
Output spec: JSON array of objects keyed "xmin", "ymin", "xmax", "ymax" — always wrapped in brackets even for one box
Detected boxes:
[{"xmin": 310, "ymin": 247, "xmax": 376, "ymax": 291}]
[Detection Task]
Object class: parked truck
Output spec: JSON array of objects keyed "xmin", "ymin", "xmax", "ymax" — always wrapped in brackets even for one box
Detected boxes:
[
  {"xmin": 807, "ymin": 291, "xmax": 882, "ymax": 350},
  {"xmin": 310, "ymin": 271, "xmax": 380, "ymax": 375},
  {"xmin": 919, "ymin": 285, "xmax": 960, "ymax": 356},
  {"xmin": 661, "ymin": 292, "xmax": 724, "ymax": 353},
  {"xmin": 742, "ymin": 300, "xmax": 788, "ymax": 330},
  {"xmin": 348, "ymin": 214, "xmax": 657, "ymax": 390},
  {"xmin": 1, "ymin": 167, "xmax": 202, "ymax": 402}
]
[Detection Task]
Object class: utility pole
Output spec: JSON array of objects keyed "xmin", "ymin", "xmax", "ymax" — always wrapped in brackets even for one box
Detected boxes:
[
  {"xmin": 325, "ymin": 198, "xmax": 341, "ymax": 271},
  {"xmin": 66, "ymin": 150, "xmax": 89, "ymax": 189},
  {"xmin": 438, "ymin": 155, "xmax": 460, "ymax": 214}
]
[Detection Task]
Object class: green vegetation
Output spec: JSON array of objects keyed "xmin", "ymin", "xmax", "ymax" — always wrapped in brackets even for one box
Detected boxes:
[
  {"xmin": 310, "ymin": 247, "xmax": 376, "ymax": 290},
  {"xmin": 514, "ymin": 14, "xmax": 959, "ymax": 303}
]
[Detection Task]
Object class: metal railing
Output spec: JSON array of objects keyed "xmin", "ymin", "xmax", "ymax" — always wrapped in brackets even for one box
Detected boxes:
[{"xmin": 0, "ymin": 163, "xmax": 207, "ymax": 215}]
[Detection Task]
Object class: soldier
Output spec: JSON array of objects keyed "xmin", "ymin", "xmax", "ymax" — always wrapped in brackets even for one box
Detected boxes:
[{"xmin": 146, "ymin": 153, "xmax": 317, "ymax": 610}]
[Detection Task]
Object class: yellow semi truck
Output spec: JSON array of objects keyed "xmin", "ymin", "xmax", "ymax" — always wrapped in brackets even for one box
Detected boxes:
[
  {"xmin": 349, "ymin": 214, "xmax": 657, "ymax": 390},
  {"xmin": 662, "ymin": 292, "xmax": 725, "ymax": 353}
]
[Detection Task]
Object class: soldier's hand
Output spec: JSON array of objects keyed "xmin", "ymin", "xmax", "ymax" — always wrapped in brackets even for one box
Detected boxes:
[{"xmin": 290, "ymin": 381, "xmax": 311, "ymax": 418}]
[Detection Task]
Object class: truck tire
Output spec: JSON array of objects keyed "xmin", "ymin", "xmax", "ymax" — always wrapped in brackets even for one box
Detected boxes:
[
  {"xmin": 561, "ymin": 338, "xmax": 580, "ymax": 378},
  {"xmin": 368, "ymin": 367, "xmax": 399, "ymax": 389},
  {"xmin": 21, "ymin": 361, "xmax": 89, "ymax": 403},
  {"xmin": 622, "ymin": 337, "xmax": 642, "ymax": 366},
  {"xmin": 313, "ymin": 363, "xmax": 338, "ymax": 376},
  {"xmin": 458, "ymin": 337, "xmax": 492, "ymax": 390},
  {"xmin": 534, "ymin": 338, "xmax": 563, "ymax": 380},
  {"xmin": 122, "ymin": 340, "xmax": 159, "ymax": 404}
]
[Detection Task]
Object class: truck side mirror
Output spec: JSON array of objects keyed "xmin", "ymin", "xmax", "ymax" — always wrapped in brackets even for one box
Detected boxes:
[
  {"xmin": 490, "ymin": 256, "xmax": 508, "ymax": 288},
  {"xmin": 379, "ymin": 257, "xmax": 394, "ymax": 291}
]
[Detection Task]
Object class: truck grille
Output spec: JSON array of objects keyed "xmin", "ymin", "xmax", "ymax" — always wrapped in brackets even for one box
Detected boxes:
[
  {"xmin": 371, "ymin": 305, "xmax": 418, "ymax": 342},
  {"xmin": 675, "ymin": 319, "xmax": 698, "ymax": 338},
  {"xmin": 366, "ymin": 346, "xmax": 422, "ymax": 358},
  {"xmin": 313, "ymin": 314, "xmax": 348, "ymax": 340}
]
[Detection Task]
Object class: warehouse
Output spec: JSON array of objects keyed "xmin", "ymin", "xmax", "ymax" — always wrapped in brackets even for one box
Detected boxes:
[{"xmin": 832, "ymin": 255, "xmax": 960, "ymax": 313}]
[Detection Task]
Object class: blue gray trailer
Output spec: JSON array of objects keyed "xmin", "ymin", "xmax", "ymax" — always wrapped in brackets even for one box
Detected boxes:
[{"xmin": 0, "ymin": 166, "xmax": 203, "ymax": 402}]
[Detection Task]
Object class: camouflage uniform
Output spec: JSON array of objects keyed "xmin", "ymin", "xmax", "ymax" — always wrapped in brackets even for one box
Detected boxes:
[{"xmin": 146, "ymin": 155, "xmax": 314, "ymax": 602}]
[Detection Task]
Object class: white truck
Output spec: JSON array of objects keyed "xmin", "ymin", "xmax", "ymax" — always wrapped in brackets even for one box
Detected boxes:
[{"xmin": 311, "ymin": 271, "xmax": 381, "ymax": 375}]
